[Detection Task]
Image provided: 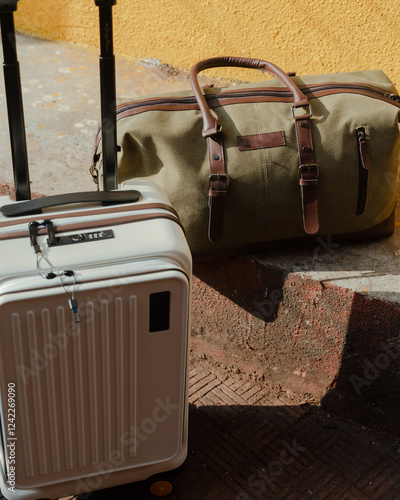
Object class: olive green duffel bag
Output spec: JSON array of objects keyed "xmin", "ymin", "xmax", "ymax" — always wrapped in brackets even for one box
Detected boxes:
[{"xmin": 91, "ymin": 57, "xmax": 400, "ymax": 258}]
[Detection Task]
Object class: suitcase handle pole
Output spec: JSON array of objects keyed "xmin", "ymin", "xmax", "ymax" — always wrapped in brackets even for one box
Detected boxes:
[
  {"xmin": 0, "ymin": 189, "xmax": 141, "ymax": 217},
  {"xmin": 0, "ymin": 0, "xmax": 31, "ymax": 201},
  {"xmin": 95, "ymin": 0, "xmax": 118, "ymax": 192}
]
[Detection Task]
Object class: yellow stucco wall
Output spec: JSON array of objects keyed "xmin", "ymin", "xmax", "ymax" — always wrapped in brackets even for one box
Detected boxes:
[{"xmin": 14, "ymin": 0, "xmax": 400, "ymax": 87}]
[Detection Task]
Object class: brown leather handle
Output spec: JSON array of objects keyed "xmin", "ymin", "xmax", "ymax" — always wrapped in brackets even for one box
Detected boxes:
[{"xmin": 189, "ymin": 56, "xmax": 309, "ymax": 138}]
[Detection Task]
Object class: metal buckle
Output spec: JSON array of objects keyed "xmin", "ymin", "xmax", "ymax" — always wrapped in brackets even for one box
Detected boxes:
[
  {"xmin": 291, "ymin": 104, "xmax": 313, "ymax": 119},
  {"xmin": 209, "ymin": 173, "xmax": 230, "ymax": 189},
  {"xmin": 299, "ymin": 164, "xmax": 319, "ymax": 178}
]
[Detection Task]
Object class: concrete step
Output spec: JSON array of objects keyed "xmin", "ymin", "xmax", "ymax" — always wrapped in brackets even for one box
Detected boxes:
[{"xmin": 192, "ymin": 219, "xmax": 400, "ymax": 435}]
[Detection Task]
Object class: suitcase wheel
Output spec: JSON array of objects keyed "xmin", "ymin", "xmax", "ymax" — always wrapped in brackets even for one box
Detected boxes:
[{"xmin": 148, "ymin": 476, "xmax": 175, "ymax": 497}]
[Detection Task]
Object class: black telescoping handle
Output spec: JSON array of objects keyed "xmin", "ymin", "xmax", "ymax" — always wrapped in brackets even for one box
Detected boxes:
[
  {"xmin": 0, "ymin": 190, "xmax": 141, "ymax": 217},
  {"xmin": 0, "ymin": 0, "xmax": 118, "ymax": 199},
  {"xmin": 0, "ymin": 0, "xmax": 31, "ymax": 201},
  {"xmin": 95, "ymin": 0, "xmax": 118, "ymax": 192}
]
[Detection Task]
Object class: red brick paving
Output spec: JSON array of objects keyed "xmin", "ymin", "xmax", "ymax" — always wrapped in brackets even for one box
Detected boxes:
[{"xmin": 74, "ymin": 358, "xmax": 400, "ymax": 500}]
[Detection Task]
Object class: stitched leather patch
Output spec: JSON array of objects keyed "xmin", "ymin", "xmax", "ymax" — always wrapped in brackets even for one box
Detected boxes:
[{"xmin": 237, "ymin": 131, "xmax": 286, "ymax": 151}]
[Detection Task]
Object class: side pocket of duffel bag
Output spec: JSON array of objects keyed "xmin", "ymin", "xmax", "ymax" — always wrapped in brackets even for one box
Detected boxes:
[{"xmin": 356, "ymin": 127, "xmax": 370, "ymax": 216}]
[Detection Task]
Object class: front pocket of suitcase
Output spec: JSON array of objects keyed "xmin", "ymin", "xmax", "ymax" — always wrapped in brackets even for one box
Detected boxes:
[{"xmin": 0, "ymin": 268, "xmax": 189, "ymax": 492}]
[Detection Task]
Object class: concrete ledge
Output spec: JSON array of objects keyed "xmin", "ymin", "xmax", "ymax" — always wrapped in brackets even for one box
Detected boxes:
[{"xmin": 192, "ymin": 211, "xmax": 400, "ymax": 434}]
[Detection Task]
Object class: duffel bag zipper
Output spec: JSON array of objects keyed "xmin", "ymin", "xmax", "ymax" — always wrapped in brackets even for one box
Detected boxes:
[
  {"xmin": 356, "ymin": 127, "xmax": 370, "ymax": 215},
  {"xmin": 115, "ymin": 83, "xmax": 400, "ymax": 115},
  {"xmin": 92, "ymin": 82, "xmax": 400, "ymax": 150}
]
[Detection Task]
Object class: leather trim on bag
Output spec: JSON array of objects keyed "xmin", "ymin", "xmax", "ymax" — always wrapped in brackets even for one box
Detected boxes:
[
  {"xmin": 91, "ymin": 84, "xmax": 400, "ymax": 161},
  {"xmin": 237, "ymin": 131, "xmax": 286, "ymax": 151},
  {"xmin": 110, "ymin": 89, "xmax": 399, "ymax": 126}
]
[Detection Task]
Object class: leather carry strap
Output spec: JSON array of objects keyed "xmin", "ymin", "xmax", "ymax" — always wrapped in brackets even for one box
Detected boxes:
[
  {"xmin": 0, "ymin": 190, "xmax": 141, "ymax": 217},
  {"xmin": 189, "ymin": 56, "xmax": 319, "ymax": 241},
  {"xmin": 190, "ymin": 57, "xmax": 309, "ymax": 138},
  {"xmin": 295, "ymin": 114, "xmax": 319, "ymax": 234},
  {"xmin": 207, "ymin": 134, "xmax": 227, "ymax": 242}
]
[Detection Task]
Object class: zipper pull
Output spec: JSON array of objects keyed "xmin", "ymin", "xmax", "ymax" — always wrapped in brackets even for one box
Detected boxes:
[
  {"xmin": 61, "ymin": 270, "xmax": 81, "ymax": 323},
  {"xmin": 385, "ymin": 92, "xmax": 400, "ymax": 103},
  {"xmin": 69, "ymin": 298, "xmax": 81, "ymax": 324},
  {"xmin": 357, "ymin": 128, "xmax": 371, "ymax": 170}
]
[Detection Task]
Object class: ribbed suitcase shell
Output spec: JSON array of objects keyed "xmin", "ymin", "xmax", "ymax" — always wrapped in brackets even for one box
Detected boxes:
[{"xmin": 0, "ymin": 180, "xmax": 192, "ymax": 500}]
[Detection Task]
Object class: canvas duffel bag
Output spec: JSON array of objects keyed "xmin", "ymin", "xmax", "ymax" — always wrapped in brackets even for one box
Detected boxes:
[{"xmin": 90, "ymin": 57, "xmax": 400, "ymax": 258}]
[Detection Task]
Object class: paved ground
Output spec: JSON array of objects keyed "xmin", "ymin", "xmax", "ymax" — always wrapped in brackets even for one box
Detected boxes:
[
  {"xmin": 1, "ymin": 35, "xmax": 400, "ymax": 499},
  {"xmin": 59, "ymin": 357, "xmax": 400, "ymax": 500}
]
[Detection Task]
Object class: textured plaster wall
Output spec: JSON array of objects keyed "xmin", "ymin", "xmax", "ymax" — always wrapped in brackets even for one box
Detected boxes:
[{"xmin": 15, "ymin": 0, "xmax": 400, "ymax": 86}]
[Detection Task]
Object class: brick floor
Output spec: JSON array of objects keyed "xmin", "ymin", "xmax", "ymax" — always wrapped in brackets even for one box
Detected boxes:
[{"xmin": 70, "ymin": 358, "xmax": 400, "ymax": 500}]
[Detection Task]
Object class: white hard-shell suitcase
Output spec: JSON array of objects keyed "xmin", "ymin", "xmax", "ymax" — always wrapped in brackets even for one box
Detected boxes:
[
  {"xmin": 0, "ymin": 181, "xmax": 192, "ymax": 500},
  {"xmin": 0, "ymin": 1, "xmax": 192, "ymax": 499}
]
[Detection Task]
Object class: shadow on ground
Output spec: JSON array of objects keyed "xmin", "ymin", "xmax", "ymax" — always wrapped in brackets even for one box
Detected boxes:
[
  {"xmin": 73, "ymin": 398, "xmax": 400, "ymax": 500},
  {"xmin": 321, "ymin": 290, "xmax": 400, "ymax": 436},
  {"xmin": 191, "ymin": 251, "xmax": 400, "ymax": 436}
]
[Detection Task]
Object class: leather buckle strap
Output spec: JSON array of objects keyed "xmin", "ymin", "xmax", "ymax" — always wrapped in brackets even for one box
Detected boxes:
[
  {"xmin": 299, "ymin": 164, "xmax": 319, "ymax": 174},
  {"xmin": 207, "ymin": 135, "xmax": 228, "ymax": 243},
  {"xmin": 299, "ymin": 164, "xmax": 319, "ymax": 183},
  {"xmin": 208, "ymin": 173, "xmax": 229, "ymax": 243},
  {"xmin": 299, "ymin": 163, "xmax": 319, "ymax": 234},
  {"xmin": 209, "ymin": 173, "xmax": 229, "ymax": 195},
  {"xmin": 295, "ymin": 113, "xmax": 319, "ymax": 235},
  {"xmin": 291, "ymin": 104, "xmax": 313, "ymax": 119}
]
